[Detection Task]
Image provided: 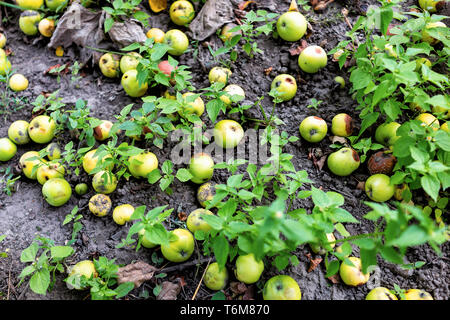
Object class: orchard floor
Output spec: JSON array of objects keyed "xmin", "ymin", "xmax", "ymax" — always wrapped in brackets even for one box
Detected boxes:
[{"xmin": 0, "ymin": 0, "xmax": 449, "ymax": 300}]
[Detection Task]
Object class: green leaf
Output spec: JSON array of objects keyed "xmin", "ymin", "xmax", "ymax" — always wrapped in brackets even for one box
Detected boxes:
[
  {"xmin": 325, "ymin": 260, "xmax": 340, "ymax": 277},
  {"xmin": 147, "ymin": 169, "xmax": 162, "ymax": 184},
  {"xmin": 380, "ymin": 246, "xmax": 403, "ymax": 265},
  {"xmin": 50, "ymin": 246, "xmax": 74, "ymax": 260},
  {"xmin": 332, "ymin": 208, "xmax": 359, "ymax": 223},
  {"xmin": 388, "ymin": 225, "xmax": 428, "ymax": 247},
  {"xmin": 421, "ymin": 175, "xmax": 440, "ymax": 202},
  {"xmin": 29, "ymin": 268, "xmax": 50, "ymax": 295},
  {"xmin": 115, "ymin": 282, "xmax": 135, "ymax": 298},
  {"xmin": 213, "ymin": 234, "xmax": 229, "ymax": 268},
  {"xmin": 175, "ymin": 168, "xmax": 193, "ymax": 182},
  {"xmin": 20, "ymin": 242, "xmax": 39, "ymax": 263},
  {"xmin": 379, "ymin": 7, "xmax": 394, "ymax": 35},
  {"xmin": 104, "ymin": 17, "xmax": 115, "ymax": 33}
]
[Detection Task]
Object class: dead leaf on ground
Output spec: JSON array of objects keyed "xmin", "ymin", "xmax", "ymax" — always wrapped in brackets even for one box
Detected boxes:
[
  {"xmin": 289, "ymin": 39, "xmax": 308, "ymax": 56},
  {"xmin": 238, "ymin": 1, "xmax": 256, "ymax": 11},
  {"xmin": 117, "ymin": 261, "xmax": 158, "ymax": 288},
  {"xmin": 178, "ymin": 211, "xmax": 188, "ymax": 221},
  {"xmin": 330, "ymin": 135, "xmax": 349, "ymax": 146},
  {"xmin": 327, "ymin": 273, "xmax": 340, "ymax": 284},
  {"xmin": 313, "ymin": 0, "xmax": 335, "ymax": 12},
  {"xmin": 308, "ymin": 256, "xmax": 323, "ymax": 272},
  {"xmin": 242, "ymin": 285, "xmax": 255, "ymax": 300},
  {"xmin": 356, "ymin": 181, "xmax": 365, "ymax": 191},
  {"xmin": 264, "ymin": 67, "xmax": 273, "ymax": 75},
  {"xmin": 149, "ymin": 0, "xmax": 167, "ymax": 13},
  {"xmin": 157, "ymin": 280, "xmax": 182, "ymax": 300},
  {"xmin": 230, "ymin": 281, "xmax": 247, "ymax": 295}
]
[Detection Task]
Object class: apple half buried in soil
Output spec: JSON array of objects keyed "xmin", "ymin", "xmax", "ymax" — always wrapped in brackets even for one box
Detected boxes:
[
  {"xmin": 366, "ymin": 287, "xmax": 398, "ymax": 300},
  {"xmin": 169, "ymin": 0, "xmax": 195, "ymax": 26},
  {"xmin": 28, "ymin": 115, "xmax": 56, "ymax": 144},
  {"xmin": 298, "ymin": 45, "xmax": 328, "ymax": 73},
  {"xmin": 271, "ymin": 74, "xmax": 297, "ymax": 101},
  {"xmin": 339, "ymin": 256, "xmax": 370, "ymax": 287},
  {"xmin": 263, "ymin": 275, "xmax": 301, "ymax": 300},
  {"xmin": 204, "ymin": 262, "xmax": 228, "ymax": 291},
  {"xmin": 121, "ymin": 69, "xmax": 148, "ymax": 97},
  {"xmin": 331, "ymin": 113, "xmax": 354, "ymax": 137},
  {"xmin": 365, "ymin": 173, "xmax": 395, "ymax": 202},
  {"xmin": 161, "ymin": 228, "xmax": 195, "ymax": 263},
  {"xmin": 42, "ymin": 177, "xmax": 72, "ymax": 207},
  {"xmin": 189, "ymin": 153, "xmax": 214, "ymax": 184},
  {"xmin": 88, "ymin": 193, "xmax": 112, "ymax": 217},
  {"xmin": 0, "ymin": 138, "xmax": 17, "ymax": 162},
  {"xmin": 299, "ymin": 116, "xmax": 328, "ymax": 143},
  {"xmin": 234, "ymin": 253, "xmax": 264, "ymax": 284},
  {"xmin": 186, "ymin": 208, "xmax": 214, "ymax": 233},
  {"xmin": 213, "ymin": 119, "xmax": 244, "ymax": 149},
  {"xmin": 128, "ymin": 151, "xmax": 158, "ymax": 178},
  {"xmin": 327, "ymin": 147, "xmax": 360, "ymax": 176}
]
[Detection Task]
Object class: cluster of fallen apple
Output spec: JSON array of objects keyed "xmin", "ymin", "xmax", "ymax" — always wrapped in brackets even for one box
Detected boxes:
[{"xmin": 1, "ymin": 0, "xmax": 447, "ymax": 300}]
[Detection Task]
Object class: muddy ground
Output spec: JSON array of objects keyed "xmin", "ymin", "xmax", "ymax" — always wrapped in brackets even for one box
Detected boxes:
[{"xmin": 0, "ymin": 0, "xmax": 449, "ymax": 300}]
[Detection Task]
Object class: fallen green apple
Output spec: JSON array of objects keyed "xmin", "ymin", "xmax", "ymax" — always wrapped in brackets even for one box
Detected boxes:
[
  {"xmin": 164, "ymin": 29, "xmax": 189, "ymax": 56},
  {"xmin": 19, "ymin": 151, "xmax": 42, "ymax": 179},
  {"xmin": 9, "ymin": 73, "xmax": 29, "ymax": 91},
  {"xmin": 374, "ymin": 122, "xmax": 401, "ymax": 146},
  {"xmin": 189, "ymin": 153, "xmax": 214, "ymax": 184},
  {"xmin": 0, "ymin": 138, "xmax": 17, "ymax": 162},
  {"xmin": 88, "ymin": 193, "xmax": 112, "ymax": 217},
  {"xmin": 208, "ymin": 67, "xmax": 232, "ymax": 85},
  {"xmin": 366, "ymin": 287, "xmax": 398, "ymax": 300},
  {"xmin": 299, "ymin": 116, "xmax": 328, "ymax": 143},
  {"xmin": 8, "ymin": 120, "xmax": 31, "ymax": 145},
  {"xmin": 180, "ymin": 92, "xmax": 205, "ymax": 117},
  {"xmin": 220, "ymin": 84, "xmax": 245, "ymax": 106},
  {"xmin": 204, "ymin": 262, "xmax": 228, "ymax": 291},
  {"xmin": 298, "ymin": 45, "xmax": 328, "ymax": 73},
  {"xmin": 263, "ymin": 275, "xmax": 301, "ymax": 300},
  {"xmin": 92, "ymin": 170, "xmax": 118, "ymax": 194},
  {"xmin": 331, "ymin": 113, "xmax": 353, "ymax": 137},
  {"xmin": 42, "ymin": 177, "xmax": 72, "ymax": 207},
  {"xmin": 403, "ymin": 289, "xmax": 433, "ymax": 300},
  {"xmin": 186, "ymin": 208, "xmax": 214, "ymax": 233},
  {"xmin": 36, "ymin": 162, "xmax": 65, "ymax": 185},
  {"xmin": 28, "ymin": 115, "xmax": 56, "ymax": 144},
  {"xmin": 365, "ymin": 174, "xmax": 395, "ymax": 202},
  {"xmin": 169, "ymin": 0, "xmax": 195, "ymax": 26},
  {"xmin": 99, "ymin": 53, "xmax": 120, "ymax": 78},
  {"xmin": 75, "ymin": 183, "xmax": 88, "ymax": 196},
  {"xmin": 112, "ymin": 204, "xmax": 134, "ymax": 225},
  {"xmin": 66, "ymin": 260, "xmax": 98, "ymax": 290},
  {"xmin": 161, "ymin": 228, "xmax": 195, "ymax": 263},
  {"xmin": 121, "ymin": 69, "xmax": 148, "ymax": 98},
  {"xmin": 339, "ymin": 256, "xmax": 370, "ymax": 287},
  {"xmin": 213, "ymin": 119, "xmax": 244, "ymax": 149},
  {"xmin": 276, "ymin": 11, "xmax": 307, "ymax": 42},
  {"xmin": 119, "ymin": 52, "xmax": 142, "ymax": 74},
  {"xmin": 45, "ymin": 0, "xmax": 68, "ymax": 11},
  {"xmin": 197, "ymin": 182, "xmax": 215, "ymax": 208},
  {"xmin": 271, "ymin": 74, "xmax": 297, "ymax": 101},
  {"xmin": 82, "ymin": 149, "xmax": 114, "ymax": 174},
  {"xmin": 128, "ymin": 151, "xmax": 158, "ymax": 178},
  {"xmin": 327, "ymin": 147, "xmax": 360, "ymax": 176},
  {"xmin": 45, "ymin": 142, "xmax": 61, "ymax": 160},
  {"xmin": 19, "ymin": 10, "xmax": 42, "ymax": 36},
  {"xmin": 15, "ymin": 0, "xmax": 43, "ymax": 10},
  {"xmin": 234, "ymin": 253, "xmax": 264, "ymax": 284}
]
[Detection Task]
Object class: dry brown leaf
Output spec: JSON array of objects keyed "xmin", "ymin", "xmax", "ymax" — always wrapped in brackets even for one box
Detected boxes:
[
  {"xmin": 117, "ymin": 261, "xmax": 157, "ymax": 288},
  {"xmin": 242, "ymin": 285, "xmax": 255, "ymax": 300},
  {"xmin": 178, "ymin": 211, "xmax": 188, "ymax": 221},
  {"xmin": 230, "ymin": 281, "xmax": 247, "ymax": 295},
  {"xmin": 149, "ymin": 0, "xmax": 167, "ymax": 13},
  {"xmin": 327, "ymin": 273, "xmax": 340, "ymax": 284},
  {"xmin": 264, "ymin": 67, "xmax": 273, "ymax": 76},
  {"xmin": 288, "ymin": 39, "xmax": 308, "ymax": 56},
  {"xmin": 238, "ymin": 1, "xmax": 255, "ymax": 11},
  {"xmin": 356, "ymin": 181, "xmax": 365, "ymax": 191},
  {"xmin": 308, "ymin": 256, "xmax": 323, "ymax": 272},
  {"xmin": 157, "ymin": 280, "xmax": 182, "ymax": 300}
]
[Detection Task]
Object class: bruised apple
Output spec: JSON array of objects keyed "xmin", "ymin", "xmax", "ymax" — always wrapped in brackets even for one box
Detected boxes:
[
  {"xmin": 92, "ymin": 170, "xmax": 118, "ymax": 194},
  {"xmin": 213, "ymin": 119, "xmax": 244, "ymax": 149},
  {"xmin": 8, "ymin": 120, "xmax": 30, "ymax": 145},
  {"xmin": 42, "ymin": 178, "xmax": 72, "ymax": 207},
  {"xmin": 299, "ymin": 116, "xmax": 327, "ymax": 143},
  {"xmin": 186, "ymin": 208, "xmax": 214, "ymax": 233},
  {"xmin": 271, "ymin": 74, "xmax": 297, "ymax": 101},
  {"xmin": 88, "ymin": 193, "xmax": 112, "ymax": 217},
  {"xmin": 204, "ymin": 262, "xmax": 228, "ymax": 291},
  {"xmin": 36, "ymin": 162, "xmax": 65, "ymax": 185},
  {"xmin": 28, "ymin": 115, "xmax": 56, "ymax": 144}
]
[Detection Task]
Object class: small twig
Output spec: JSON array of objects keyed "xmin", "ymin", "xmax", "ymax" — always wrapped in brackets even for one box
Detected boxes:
[
  {"xmin": 157, "ymin": 257, "xmax": 214, "ymax": 274},
  {"xmin": 191, "ymin": 257, "xmax": 211, "ymax": 300}
]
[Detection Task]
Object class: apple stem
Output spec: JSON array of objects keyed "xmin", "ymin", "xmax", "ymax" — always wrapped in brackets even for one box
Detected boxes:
[
  {"xmin": 328, "ymin": 232, "xmax": 384, "ymax": 246},
  {"xmin": 0, "ymin": 1, "xmax": 24, "ymax": 11}
]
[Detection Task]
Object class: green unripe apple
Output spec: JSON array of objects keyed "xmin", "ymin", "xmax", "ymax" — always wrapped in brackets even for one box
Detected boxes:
[
  {"xmin": 331, "ymin": 113, "xmax": 354, "ymax": 137},
  {"xmin": 19, "ymin": 10, "xmax": 42, "ymax": 36},
  {"xmin": 365, "ymin": 174, "xmax": 395, "ymax": 202},
  {"xmin": 119, "ymin": 52, "xmax": 142, "ymax": 74},
  {"xmin": 169, "ymin": 0, "xmax": 195, "ymax": 26},
  {"xmin": 366, "ymin": 287, "xmax": 398, "ymax": 300},
  {"xmin": 138, "ymin": 228, "xmax": 158, "ymax": 248},
  {"xmin": 180, "ymin": 92, "xmax": 204, "ymax": 117},
  {"xmin": 339, "ymin": 257, "xmax": 370, "ymax": 287},
  {"xmin": 15, "ymin": 0, "xmax": 43, "ymax": 10},
  {"xmin": 186, "ymin": 208, "xmax": 214, "ymax": 233},
  {"xmin": 374, "ymin": 122, "xmax": 401, "ymax": 146},
  {"xmin": 92, "ymin": 170, "xmax": 118, "ymax": 194},
  {"xmin": 208, "ymin": 67, "xmax": 232, "ymax": 85},
  {"xmin": 0, "ymin": 56, "xmax": 11, "ymax": 76},
  {"xmin": 263, "ymin": 275, "xmax": 301, "ymax": 300},
  {"xmin": 99, "ymin": 53, "xmax": 120, "ymax": 78},
  {"xmin": 0, "ymin": 33, "xmax": 5, "ymax": 49},
  {"xmin": 45, "ymin": 0, "xmax": 68, "ymax": 11},
  {"xmin": 204, "ymin": 262, "xmax": 228, "ymax": 291},
  {"xmin": 19, "ymin": 151, "xmax": 41, "ymax": 179},
  {"xmin": 75, "ymin": 183, "xmax": 88, "ymax": 196},
  {"xmin": 298, "ymin": 45, "xmax": 328, "ymax": 73},
  {"xmin": 271, "ymin": 74, "xmax": 297, "ymax": 101},
  {"xmin": 403, "ymin": 289, "xmax": 433, "ymax": 300},
  {"xmin": 0, "ymin": 138, "xmax": 17, "ymax": 162},
  {"xmin": 112, "ymin": 204, "xmax": 134, "ymax": 225},
  {"xmin": 220, "ymin": 84, "xmax": 245, "ymax": 106},
  {"xmin": 276, "ymin": 11, "xmax": 307, "ymax": 42},
  {"xmin": 36, "ymin": 162, "xmax": 65, "ymax": 185},
  {"xmin": 42, "ymin": 178, "xmax": 72, "ymax": 207},
  {"xmin": 213, "ymin": 119, "xmax": 244, "ymax": 149},
  {"xmin": 327, "ymin": 147, "xmax": 360, "ymax": 176},
  {"xmin": 197, "ymin": 182, "xmax": 215, "ymax": 208},
  {"xmin": 128, "ymin": 151, "xmax": 158, "ymax": 178},
  {"xmin": 299, "ymin": 116, "xmax": 328, "ymax": 143},
  {"xmin": 189, "ymin": 153, "xmax": 214, "ymax": 184},
  {"xmin": 121, "ymin": 69, "xmax": 148, "ymax": 97},
  {"xmin": 28, "ymin": 115, "xmax": 56, "ymax": 144},
  {"xmin": 234, "ymin": 253, "xmax": 264, "ymax": 284},
  {"xmin": 161, "ymin": 228, "xmax": 195, "ymax": 263},
  {"xmin": 8, "ymin": 120, "xmax": 31, "ymax": 145},
  {"xmin": 164, "ymin": 29, "xmax": 189, "ymax": 56},
  {"xmin": 422, "ymin": 21, "xmax": 446, "ymax": 45},
  {"xmin": 45, "ymin": 142, "xmax": 61, "ymax": 160}
]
